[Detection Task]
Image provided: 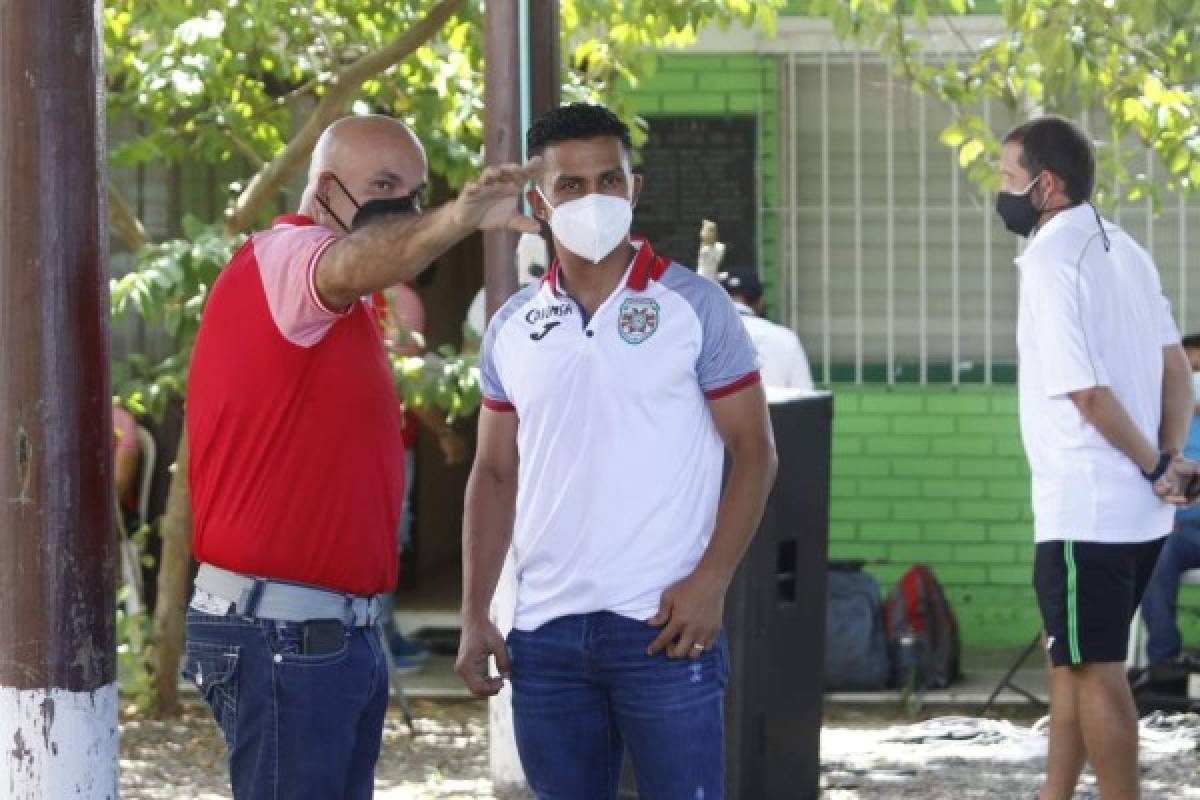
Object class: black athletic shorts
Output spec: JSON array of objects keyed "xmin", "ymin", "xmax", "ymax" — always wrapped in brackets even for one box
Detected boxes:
[{"xmin": 1033, "ymin": 537, "xmax": 1166, "ymax": 667}]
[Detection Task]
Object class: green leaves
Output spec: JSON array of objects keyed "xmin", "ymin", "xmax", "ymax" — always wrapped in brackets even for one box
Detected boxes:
[
  {"xmin": 106, "ymin": 0, "xmax": 781, "ymax": 203},
  {"xmin": 391, "ymin": 350, "xmax": 482, "ymax": 422},
  {"xmin": 815, "ymin": 0, "xmax": 1200, "ymax": 203},
  {"xmin": 111, "ymin": 221, "xmax": 243, "ymax": 418}
]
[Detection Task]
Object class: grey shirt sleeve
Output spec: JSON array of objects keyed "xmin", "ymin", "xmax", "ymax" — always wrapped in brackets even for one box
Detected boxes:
[
  {"xmin": 479, "ymin": 317, "xmax": 510, "ymax": 407},
  {"xmin": 478, "ymin": 285, "xmax": 536, "ymax": 410},
  {"xmin": 662, "ymin": 265, "xmax": 761, "ymax": 395}
]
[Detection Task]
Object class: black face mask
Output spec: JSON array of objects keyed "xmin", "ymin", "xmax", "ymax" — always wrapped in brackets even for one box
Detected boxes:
[
  {"xmin": 995, "ymin": 174, "xmax": 1044, "ymax": 237},
  {"xmin": 317, "ymin": 174, "xmax": 422, "ymax": 233}
]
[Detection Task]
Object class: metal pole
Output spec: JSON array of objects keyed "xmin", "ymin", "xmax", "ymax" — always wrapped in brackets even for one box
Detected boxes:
[
  {"xmin": 484, "ymin": 0, "xmax": 560, "ymax": 321},
  {"xmin": 983, "ymin": 97, "xmax": 993, "ymax": 385},
  {"xmin": 853, "ymin": 50, "xmax": 863, "ymax": 384},
  {"xmin": 918, "ymin": 62, "xmax": 928, "ymax": 385},
  {"xmin": 820, "ymin": 52, "xmax": 831, "ymax": 387},
  {"xmin": 1180, "ymin": 191, "xmax": 1188, "ymax": 332},
  {"xmin": 0, "ymin": 1, "xmax": 117, "ymax": 797},
  {"xmin": 886, "ymin": 66, "xmax": 895, "ymax": 385},
  {"xmin": 483, "ymin": 0, "xmax": 523, "ymax": 321}
]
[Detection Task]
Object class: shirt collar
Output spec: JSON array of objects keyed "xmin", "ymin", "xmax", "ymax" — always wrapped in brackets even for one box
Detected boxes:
[
  {"xmin": 733, "ymin": 301, "xmax": 757, "ymax": 318},
  {"xmin": 273, "ymin": 214, "xmax": 317, "ymax": 228},
  {"xmin": 1016, "ymin": 203, "xmax": 1107, "ymax": 268},
  {"xmin": 543, "ymin": 237, "xmax": 670, "ymax": 298}
]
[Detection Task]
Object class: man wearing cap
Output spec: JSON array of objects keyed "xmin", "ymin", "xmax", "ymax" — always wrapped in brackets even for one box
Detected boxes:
[
  {"xmin": 455, "ymin": 102, "xmax": 778, "ymax": 798},
  {"xmin": 720, "ymin": 269, "xmax": 814, "ymax": 391},
  {"xmin": 184, "ymin": 114, "xmax": 540, "ymax": 799}
]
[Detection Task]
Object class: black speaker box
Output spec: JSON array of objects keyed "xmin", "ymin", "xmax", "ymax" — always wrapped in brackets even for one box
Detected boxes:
[{"xmin": 620, "ymin": 392, "xmax": 833, "ymax": 799}]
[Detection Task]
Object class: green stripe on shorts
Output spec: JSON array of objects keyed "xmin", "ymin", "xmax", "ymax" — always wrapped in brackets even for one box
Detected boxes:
[{"xmin": 1064, "ymin": 540, "xmax": 1082, "ymax": 665}]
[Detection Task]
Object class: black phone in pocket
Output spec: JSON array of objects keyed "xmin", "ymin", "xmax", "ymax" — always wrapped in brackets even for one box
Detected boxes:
[{"xmin": 301, "ymin": 619, "xmax": 345, "ymax": 655}]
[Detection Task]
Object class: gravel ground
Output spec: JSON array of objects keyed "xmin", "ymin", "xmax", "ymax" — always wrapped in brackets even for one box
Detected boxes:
[
  {"xmin": 821, "ymin": 708, "xmax": 1200, "ymax": 799},
  {"xmin": 120, "ymin": 698, "xmax": 1200, "ymax": 798}
]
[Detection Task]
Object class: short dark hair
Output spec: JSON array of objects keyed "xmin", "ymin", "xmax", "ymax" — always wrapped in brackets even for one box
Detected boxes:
[
  {"xmin": 527, "ymin": 103, "xmax": 632, "ymax": 158},
  {"xmin": 718, "ymin": 269, "xmax": 763, "ymax": 303},
  {"xmin": 1182, "ymin": 333, "xmax": 1200, "ymax": 351},
  {"xmin": 1003, "ymin": 116, "xmax": 1096, "ymax": 205}
]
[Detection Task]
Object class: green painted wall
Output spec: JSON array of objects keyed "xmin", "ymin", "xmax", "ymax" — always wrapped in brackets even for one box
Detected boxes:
[{"xmin": 621, "ymin": 54, "xmax": 781, "ymax": 311}]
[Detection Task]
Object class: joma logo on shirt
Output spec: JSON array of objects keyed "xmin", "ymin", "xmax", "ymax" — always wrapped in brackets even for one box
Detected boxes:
[{"xmin": 526, "ymin": 303, "xmax": 573, "ymax": 325}]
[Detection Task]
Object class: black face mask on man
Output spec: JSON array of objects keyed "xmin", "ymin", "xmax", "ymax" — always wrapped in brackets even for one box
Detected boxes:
[
  {"xmin": 317, "ymin": 174, "xmax": 422, "ymax": 233},
  {"xmin": 994, "ymin": 174, "xmax": 1046, "ymax": 237}
]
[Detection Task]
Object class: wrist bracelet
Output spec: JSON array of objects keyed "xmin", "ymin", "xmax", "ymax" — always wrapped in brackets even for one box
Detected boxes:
[{"xmin": 1142, "ymin": 451, "xmax": 1172, "ymax": 483}]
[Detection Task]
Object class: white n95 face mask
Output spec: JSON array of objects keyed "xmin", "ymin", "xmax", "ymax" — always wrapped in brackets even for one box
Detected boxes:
[{"xmin": 537, "ymin": 187, "xmax": 632, "ymax": 264}]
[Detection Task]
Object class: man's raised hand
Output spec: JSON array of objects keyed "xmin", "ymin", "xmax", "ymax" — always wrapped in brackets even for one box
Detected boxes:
[{"xmin": 452, "ymin": 157, "xmax": 544, "ymax": 234}]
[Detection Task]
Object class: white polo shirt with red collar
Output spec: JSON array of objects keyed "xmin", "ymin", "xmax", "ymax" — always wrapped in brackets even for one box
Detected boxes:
[{"xmin": 480, "ymin": 240, "xmax": 760, "ymax": 631}]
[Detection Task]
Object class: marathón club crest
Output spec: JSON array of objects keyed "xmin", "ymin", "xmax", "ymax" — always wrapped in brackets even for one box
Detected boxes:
[{"xmin": 618, "ymin": 297, "xmax": 660, "ymax": 345}]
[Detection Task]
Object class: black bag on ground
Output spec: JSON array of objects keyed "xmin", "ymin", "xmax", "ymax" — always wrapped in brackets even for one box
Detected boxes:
[
  {"xmin": 823, "ymin": 561, "xmax": 890, "ymax": 691},
  {"xmin": 882, "ymin": 564, "xmax": 962, "ymax": 689}
]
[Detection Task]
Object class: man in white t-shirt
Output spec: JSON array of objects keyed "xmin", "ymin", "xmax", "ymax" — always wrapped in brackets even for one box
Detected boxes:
[
  {"xmin": 998, "ymin": 115, "xmax": 1198, "ymax": 800},
  {"xmin": 454, "ymin": 103, "xmax": 777, "ymax": 798},
  {"xmin": 718, "ymin": 269, "xmax": 814, "ymax": 390}
]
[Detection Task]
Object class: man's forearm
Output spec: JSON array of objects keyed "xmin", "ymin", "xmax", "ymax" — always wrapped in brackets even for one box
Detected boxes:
[
  {"xmin": 694, "ymin": 441, "xmax": 778, "ymax": 585},
  {"xmin": 461, "ymin": 469, "xmax": 517, "ymax": 621},
  {"xmin": 1071, "ymin": 388, "xmax": 1159, "ymax": 473},
  {"xmin": 319, "ymin": 204, "xmax": 473, "ymax": 307},
  {"xmin": 1160, "ymin": 345, "xmax": 1193, "ymax": 454}
]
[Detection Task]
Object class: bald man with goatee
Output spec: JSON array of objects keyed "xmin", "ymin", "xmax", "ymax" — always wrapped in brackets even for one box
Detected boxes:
[{"xmin": 183, "ymin": 115, "xmax": 541, "ymax": 799}]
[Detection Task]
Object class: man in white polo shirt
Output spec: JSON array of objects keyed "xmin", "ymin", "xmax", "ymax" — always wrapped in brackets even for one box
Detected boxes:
[
  {"xmin": 718, "ymin": 269, "xmax": 814, "ymax": 391},
  {"xmin": 998, "ymin": 116, "xmax": 1197, "ymax": 800},
  {"xmin": 454, "ymin": 103, "xmax": 778, "ymax": 798}
]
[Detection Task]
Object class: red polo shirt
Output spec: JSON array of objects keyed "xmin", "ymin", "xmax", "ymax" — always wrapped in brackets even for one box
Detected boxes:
[{"xmin": 187, "ymin": 215, "xmax": 403, "ymax": 595}]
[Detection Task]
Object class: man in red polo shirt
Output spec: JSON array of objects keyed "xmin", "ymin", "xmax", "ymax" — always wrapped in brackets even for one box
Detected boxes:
[{"xmin": 184, "ymin": 114, "xmax": 539, "ymax": 799}]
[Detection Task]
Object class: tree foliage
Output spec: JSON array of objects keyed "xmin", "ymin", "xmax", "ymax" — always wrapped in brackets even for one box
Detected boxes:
[
  {"xmin": 807, "ymin": 0, "xmax": 1200, "ymax": 208},
  {"xmin": 104, "ymin": 0, "xmax": 783, "ymax": 416}
]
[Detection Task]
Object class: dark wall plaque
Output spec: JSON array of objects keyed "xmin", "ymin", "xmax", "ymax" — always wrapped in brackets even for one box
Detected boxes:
[{"xmin": 633, "ymin": 115, "xmax": 758, "ymax": 272}]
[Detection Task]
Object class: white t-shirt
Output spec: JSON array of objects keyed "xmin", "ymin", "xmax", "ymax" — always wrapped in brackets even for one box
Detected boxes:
[
  {"xmin": 480, "ymin": 241, "xmax": 760, "ymax": 631},
  {"xmin": 733, "ymin": 302, "xmax": 814, "ymax": 391},
  {"xmin": 1016, "ymin": 203, "xmax": 1180, "ymax": 543}
]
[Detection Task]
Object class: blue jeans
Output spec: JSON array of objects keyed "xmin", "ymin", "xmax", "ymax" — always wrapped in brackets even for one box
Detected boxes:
[
  {"xmin": 1141, "ymin": 520, "xmax": 1200, "ymax": 664},
  {"xmin": 183, "ymin": 608, "xmax": 390, "ymax": 799},
  {"xmin": 508, "ymin": 612, "xmax": 730, "ymax": 800}
]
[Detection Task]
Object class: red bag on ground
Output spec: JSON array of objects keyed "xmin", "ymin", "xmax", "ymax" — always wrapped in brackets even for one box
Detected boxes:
[{"xmin": 882, "ymin": 565, "xmax": 963, "ymax": 689}]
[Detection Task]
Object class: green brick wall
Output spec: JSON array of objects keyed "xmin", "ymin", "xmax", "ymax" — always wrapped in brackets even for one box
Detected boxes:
[
  {"xmin": 619, "ymin": 54, "xmax": 781, "ymax": 309},
  {"xmin": 830, "ymin": 385, "xmax": 1200, "ymax": 650}
]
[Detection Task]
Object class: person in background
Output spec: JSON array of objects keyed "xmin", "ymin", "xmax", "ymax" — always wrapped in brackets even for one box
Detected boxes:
[
  {"xmin": 718, "ymin": 269, "xmax": 814, "ymax": 391},
  {"xmin": 1139, "ymin": 333, "xmax": 1200, "ymax": 679},
  {"xmin": 112, "ymin": 405, "xmax": 142, "ymax": 533},
  {"xmin": 998, "ymin": 115, "xmax": 1196, "ymax": 800},
  {"xmin": 372, "ymin": 282, "xmax": 467, "ymax": 671}
]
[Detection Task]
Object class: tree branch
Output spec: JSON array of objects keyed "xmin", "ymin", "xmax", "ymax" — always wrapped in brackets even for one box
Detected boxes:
[
  {"xmin": 108, "ymin": 181, "xmax": 150, "ymax": 252},
  {"xmin": 938, "ymin": 13, "xmax": 976, "ymax": 58},
  {"xmin": 223, "ymin": 0, "xmax": 465, "ymax": 235},
  {"xmin": 221, "ymin": 127, "xmax": 267, "ymax": 170}
]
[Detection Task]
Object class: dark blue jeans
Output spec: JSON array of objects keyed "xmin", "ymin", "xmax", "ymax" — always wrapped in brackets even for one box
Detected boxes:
[
  {"xmin": 508, "ymin": 612, "xmax": 730, "ymax": 800},
  {"xmin": 183, "ymin": 607, "xmax": 389, "ymax": 799},
  {"xmin": 1141, "ymin": 519, "xmax": 1200, "ymax": 664}
]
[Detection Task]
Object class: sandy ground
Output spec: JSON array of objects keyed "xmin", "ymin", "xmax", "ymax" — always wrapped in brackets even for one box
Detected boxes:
[{"xmin": 119, "ymin": 697, "xmax": 1200, "ymax": 799}]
